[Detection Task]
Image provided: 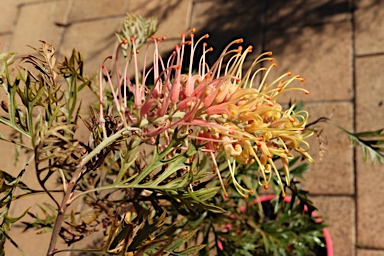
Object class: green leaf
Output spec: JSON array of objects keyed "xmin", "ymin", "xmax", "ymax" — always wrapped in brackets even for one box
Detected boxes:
[
  {"xmin": 131, "ymin": 133, "xmax": 185, "ymax": 186},
  {"xmin": 185, "ymin": 187, "xmax": 225, "ymax": 213},
  {"xmin": 0, "ymin": 170, "xmax": 34, "ymax": 193},
  {"xmin": 165, "ymin": 228, "xmax": 199, "ymax": 253},
  {"xmin": 116, "ymin": 13, "xmax": 158, "ymax": 56},
  {"xmin": 108, "ymin": 222, "xmax": 133, "ymax": 252},
  {"xmin": 182, "ymin": 187, "xmax": 219, "ymax": 202},
  {"xmin": 172, "ymin": 244, "xmax": 206, "ymax": 256},
  {"xmin": 3, "ymin": 207, "xmax": 30, "ymax": 224},
  {"xmin": 289, "ymin": 162, "xmax": 310, "ymax": 180},
  {"xmin": 127, "ymin": 210, "xmax": 167, "ymax": 252},
  {"xmin": 0, "ymin": 52, "xmax": 16, "ymax": 77},
  {"xmin": 337, "ymin": 126, "xmax": 384, "ymax": 164},
  {"xmin": 115, "ymin": 149, "xmax": 139, "ymax": 184}
]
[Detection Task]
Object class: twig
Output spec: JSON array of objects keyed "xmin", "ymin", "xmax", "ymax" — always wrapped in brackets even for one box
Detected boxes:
[
  {"xmin": 46, "ymin": 165, "xmax": 85, "ymax": 256},
  {"xmin": 46, "ymin": 127, "xmax": 130, "ymax": 255}
]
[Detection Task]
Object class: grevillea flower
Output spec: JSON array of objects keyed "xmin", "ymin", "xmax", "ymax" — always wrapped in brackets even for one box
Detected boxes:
[{"xmin": 100, "ymin": 29, "xmax": 314, "ymax": 198}]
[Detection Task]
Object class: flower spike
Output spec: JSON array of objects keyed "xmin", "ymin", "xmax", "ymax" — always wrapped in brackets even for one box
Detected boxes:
[{"xmin": 101, "ymin": 33, "xmax": 314, "ymax": 198}]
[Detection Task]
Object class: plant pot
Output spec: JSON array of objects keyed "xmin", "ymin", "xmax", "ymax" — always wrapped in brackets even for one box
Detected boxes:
[{"xmin": 255, "ymin": 195, "xmax": 334, "ymax": 256}]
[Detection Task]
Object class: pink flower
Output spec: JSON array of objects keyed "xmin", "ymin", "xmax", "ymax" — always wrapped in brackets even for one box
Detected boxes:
[
  {"xmin": 100, "ymin": 29, "xmax": 314, "ymax": 198},
  {"xmin": 217, "ymin": 239, "xmax": 224, "ymax": 251}
]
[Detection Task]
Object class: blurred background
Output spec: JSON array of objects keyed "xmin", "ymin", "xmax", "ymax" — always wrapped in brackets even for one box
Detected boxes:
[{"xmin": 1, "ymin": 0, "xmax": 384, "ymax": 255}]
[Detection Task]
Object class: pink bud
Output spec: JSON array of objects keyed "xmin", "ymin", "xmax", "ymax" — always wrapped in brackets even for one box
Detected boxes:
[{"xmin": 217, "ymin": 239, "xmax": 224, "ymax": 251}]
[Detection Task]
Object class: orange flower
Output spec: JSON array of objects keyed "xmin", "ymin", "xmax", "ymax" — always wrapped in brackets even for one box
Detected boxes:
[{"xmin": 101, "ymin": 31, "xmax": 314, "ymax": 198}]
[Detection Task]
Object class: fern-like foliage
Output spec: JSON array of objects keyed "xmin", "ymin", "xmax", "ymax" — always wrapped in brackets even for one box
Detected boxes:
[
  {"xmin": 116, "ymin": 13, "xmax": 158, "ymax": 56},
  {"xmin": 0, "ymin": 40, "xmax": 218, "ymax": 255},
  {"xmin": 337, "ymin": 126, "xmax": 384, "ymax": 164}
]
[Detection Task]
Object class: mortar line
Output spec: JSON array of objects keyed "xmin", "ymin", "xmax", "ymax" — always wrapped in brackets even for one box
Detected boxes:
[
  {"xmin": 355, "ymin": 51, "xmax": 384, "ymax": 58},
  {"xmin": 350, "ymin": 0, "xmax": 358, "ymax": 255},
  {"xmin": 56, "ymin": 0, "xmax": 75, "ymax": 54},
  {"xmin": 5, "ymin": 2, "xmax": 26, "ymax": 53},
  {"xmin": 354, "ymin": 245, "xmax": 384, "ymax": 251},
  {"xmin": 260, "ymin": 0, "xmax": 267, "ymax": 54},
  {"xmin": 58, "ymin": 14, "xmax": 133, "ymax": 26},
  {"xmin": 311, "ymin": 194, "xmax": 355, "ymax": 198},
  {"xmin": 186, "ymin": 0, "xmax": 194, "ymax": 31},
  {"xmin": 257, "ymin": 0, "xmax": 267, "ymax": 86}
]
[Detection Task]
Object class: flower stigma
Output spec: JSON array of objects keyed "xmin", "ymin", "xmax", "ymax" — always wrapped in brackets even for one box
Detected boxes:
[{"xmin": 100, "ymin": 30, "xmax": 314, "ymax": 199}]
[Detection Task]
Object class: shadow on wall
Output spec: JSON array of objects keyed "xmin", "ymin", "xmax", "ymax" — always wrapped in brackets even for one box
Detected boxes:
[
  {"xmin": 177, "ymin": 0, "xmax": 382, "ymax": 104},
  {"xmin": 129, "ymin": 0, "xmax": 182, "ymax": 22},
  {"xmin": 94, "ymin": 0, "xmax": 382, "ymax": 83},
  {"xmin": 191, "ymin": 0, "xmax": 264, "ymax": 67},
  {"xmin": 189, "ymin": 0, "xmax": 380, "ymax": 63},
  {"xmin": 113, "ymin": 0, "xmax": 381, "ymax": 99}
]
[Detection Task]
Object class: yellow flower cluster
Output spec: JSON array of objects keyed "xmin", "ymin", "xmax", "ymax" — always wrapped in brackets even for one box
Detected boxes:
[{"xmin": 102, "ymin": 31, "xmax": 314, "ymax": 198}]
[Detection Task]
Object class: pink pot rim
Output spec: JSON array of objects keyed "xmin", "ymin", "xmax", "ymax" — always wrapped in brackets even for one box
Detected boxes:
[{"xmin": 255, "ymin": 194, "xmax": 334, "ymax": 256}]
